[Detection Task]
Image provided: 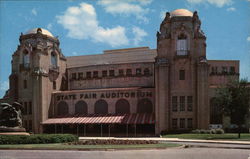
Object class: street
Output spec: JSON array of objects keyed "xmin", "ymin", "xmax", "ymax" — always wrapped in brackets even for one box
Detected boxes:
[{"xmin": 0, "ymin": 148, "xmax": 250, "ymax": 159}]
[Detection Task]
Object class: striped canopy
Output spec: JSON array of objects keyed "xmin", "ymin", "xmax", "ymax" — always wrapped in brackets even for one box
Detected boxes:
[{"xmin": 42, "ymin": 113, "xmax": 155, "ymax": 125}]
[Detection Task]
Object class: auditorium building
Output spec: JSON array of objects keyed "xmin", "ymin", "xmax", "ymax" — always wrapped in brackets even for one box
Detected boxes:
[{"xmin": 1, "ymin": 9, "xmax": 240, "ymax": 136}]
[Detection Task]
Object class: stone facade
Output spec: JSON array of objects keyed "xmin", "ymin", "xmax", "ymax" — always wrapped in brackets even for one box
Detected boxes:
[{"xmin": 1, "ymin": 9, "xmax": 240, "ymax": 135}]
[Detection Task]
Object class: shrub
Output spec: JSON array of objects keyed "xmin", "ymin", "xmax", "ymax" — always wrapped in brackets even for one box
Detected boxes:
[
  {"xmin": 0, "ymin": 134, "xmax": 78, "ymax": 144},
  {"xmin": 214, "ymin": 128, "xmax": 224, "ymax": 134}
]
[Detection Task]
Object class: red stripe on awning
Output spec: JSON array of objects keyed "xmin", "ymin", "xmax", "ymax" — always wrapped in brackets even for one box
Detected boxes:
[{"xmin": 42, "ymin": 113, "xmax": 155, "ymax": 125}]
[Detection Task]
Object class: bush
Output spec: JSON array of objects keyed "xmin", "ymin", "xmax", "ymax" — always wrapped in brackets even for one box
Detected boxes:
[
  {"xmin": 191, "ymin": 129, "xmax": 224, "ymax": 134},
  {"xmin": 0, "ymin": 134, "xmax": 78, "ymax": 144}
]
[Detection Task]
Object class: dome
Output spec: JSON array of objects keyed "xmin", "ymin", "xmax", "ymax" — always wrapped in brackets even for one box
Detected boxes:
[
  {"xmin": 170, "ymin": 9, "xmax": 193, "ymax": 17},
  {"xmin": 25, "ymin": 28, "xmax": 54, "ymax": 37}
]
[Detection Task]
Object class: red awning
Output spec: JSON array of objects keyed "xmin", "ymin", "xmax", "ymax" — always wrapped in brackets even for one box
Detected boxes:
[{"xmin": 42, "ymin": 113, "xmax": 155, "ymax": 125}]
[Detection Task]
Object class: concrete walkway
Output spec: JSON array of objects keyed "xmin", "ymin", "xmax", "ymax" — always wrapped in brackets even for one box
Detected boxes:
[{"xmin": 79, "ymin": 137, "xmax": 250, "ymax": 145}]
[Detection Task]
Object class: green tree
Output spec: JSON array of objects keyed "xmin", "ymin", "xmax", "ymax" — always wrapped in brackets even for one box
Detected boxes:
[{"xmin": 215, "ymin": 79, "xmax": 250, "ymax": 138}]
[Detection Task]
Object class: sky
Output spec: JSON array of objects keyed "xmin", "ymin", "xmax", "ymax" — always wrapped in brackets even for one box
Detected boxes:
[{"xmin": 0, "ymin": 0, "xmax": 250, "ymax": 98}]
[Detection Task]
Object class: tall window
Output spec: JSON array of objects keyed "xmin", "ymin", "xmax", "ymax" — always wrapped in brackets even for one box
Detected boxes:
[
  {"xmin": 102, "ymin": 70, "xmax": 107, "ymax": 77},
  {"xmin": 187, "ymin": 118, "xmax": 193, "ymax": 129},
  {"xmin": 86, "ymin": 72, "xmax": 91, "ymax": 78},
  {"xmin": 187, "ymin": 96, "xmax": 193, "ymax": 111},
  {"xmin": 29, "ymin": 101, "xmax": 32, "ymax": 115},
  {"xmin": 180, "ymin": 96, "xmax": 185, "ymax": 111},
  {"xmin": 119, "ymin": 69, "xmax": 124, "ymax": 76},
  {"xmin": 172, "ymin": 96, "xmax": 177, "ymax": 112},
  {"xmin": 136, "ymin": 68, "xmax": 141, "ymax": 76},
  {"xmin": 51, "ymin": 52, "xmax": 57, "ymax": 67},
  {"xmin": 24, "ymin": 80, "xmax": 27, "ymax": 89},
  {"xmin": 23, "ymin": 50, "xmax": 30, "ymax": 68},
  {"xmin": 109, "ymin": 70, "xmax": 115, "ymax": 77},
  {"xmin": 222, "ymin": 66, "xmax": 228, "ymax": 74},
  {"xmin": 180, "ymin": 118, "xmax": 185, "ymax": 128},
  {"xmin": 177, "ymin": 34, "xmax": 188, "ymax": 55},
  {"xmin": 230, "ymin": 66, "xmax": 235, "ymax": 74},
  {"xmin": 53, "ymin": 81, "xmax": 56, "ymax": 90},
  {"xmin": 172, "ymin": 118, "xmax": 178, "ymax": 129},
  {"xmin": 179, "ymin": 70, "xmax": 185, "ymax": 80},
  {"xmin": 126, "ymin": 69, "xmax": 132, "ymax": 76},
  {"xmin": 93, "ymin": 71, "xmax": 98, "ymax": 78}
]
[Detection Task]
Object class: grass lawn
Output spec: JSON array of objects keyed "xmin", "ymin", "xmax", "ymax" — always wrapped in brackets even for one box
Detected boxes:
[
  {"xmin": 0, "ymin": 143, "xmax": 181, "ymax": 150},
  {"xmin": 162, "ymin": 133, "xmax": 250, "ymax": 141}
]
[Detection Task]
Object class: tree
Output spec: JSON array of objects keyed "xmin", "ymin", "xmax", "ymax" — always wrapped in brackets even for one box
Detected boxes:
[{"xmin": 215, "ymin": 79, "xmax": 250, "ymax": 138}]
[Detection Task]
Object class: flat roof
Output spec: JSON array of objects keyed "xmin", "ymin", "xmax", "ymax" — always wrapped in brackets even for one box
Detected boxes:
[{"xmin": 66, "ymin": 47, "xmax": 157, "ymax": 68}]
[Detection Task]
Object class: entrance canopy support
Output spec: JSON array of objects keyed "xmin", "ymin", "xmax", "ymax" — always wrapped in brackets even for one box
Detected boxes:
[
  {"xmin": 84, "ymin": 124, "xmax": 86, "ymax": 137},
  {"xmin": 100, "ymin": 124, "xmax": 103, "ymax": 137},
  {"xmin": 108, "ymin": 125, "xmax": 110, "ymax": 137},
  {"xmin": 77, "ymin": 124, "xmax": 79, "ymax": 136}
]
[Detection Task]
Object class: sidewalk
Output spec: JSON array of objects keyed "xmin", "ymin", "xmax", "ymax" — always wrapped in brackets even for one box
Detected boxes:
[{"xmin": 79, "ymin": 137, "xmax": 250, "ymax": 145}]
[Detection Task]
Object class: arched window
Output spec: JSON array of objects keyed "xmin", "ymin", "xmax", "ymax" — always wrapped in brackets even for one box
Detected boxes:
[
  {"xmin": 23, "ymin": 50, "xmax": 30, "ymax": 68},
  {"xmin": 51, "ymin": 52, "xmax": 57, "ymax": 67},
  {"xmin": 94, "ymin": 99, "xmax": 108, "ymax": 114},
  {"xmin": 75, "ymin": 100, "xmax": 88, "ymax": 115},
  {"xmin": 177, "ymin": 34, "xmax": 188, "ymax": 55},
  {"xmin": 57, "ymin": 101, "xmax": 69, "ymax": 116},
  {"xmin": 115, "ymin": 99, "xmax": 130, "ymax": 114},
  {"xmin": 137, "ymin": 98, "xmax": 153, "ymax": 113}
]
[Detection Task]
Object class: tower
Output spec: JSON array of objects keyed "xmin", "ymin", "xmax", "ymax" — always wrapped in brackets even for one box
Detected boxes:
[
  {"xmin": 155, "ymin": 9, "xmax": 209, "ymax": 134},
  {"xmin": 9, "ymin": 28, "xmax": 66, "ymax": 133}
]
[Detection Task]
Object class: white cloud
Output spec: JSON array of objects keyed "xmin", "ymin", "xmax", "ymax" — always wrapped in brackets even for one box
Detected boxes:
[
  {"xmin": 247, "ymin": 36, "xmax": 250, "ymax": 42},
  {"xmin": 57, "ymin": 3, "xmax": 129, "ymax": 47},
  {"xmin": 97, "ymin": 0, "xmax": 152, "ymax": 22},
  {"xmin": 31, "ymin": 8, "xmax": 37, "ymax": 16},
  {"xmin": 226, "ymin": 7, "xmax": 236, "ymax": 11},
  {"xmin": 186, "ymin": 0, "xmax": 232, "ymax": 7},
  {"xmin": 47, "ymin": 23, "xmax": 53, "ymax": 30},
  {"xmin": 0, "ymin": 81, "xmax": 9, "ymax": 91},
  {"xmin": 132, "ymin": 26, "xmax": 147, "ymax": 45}
]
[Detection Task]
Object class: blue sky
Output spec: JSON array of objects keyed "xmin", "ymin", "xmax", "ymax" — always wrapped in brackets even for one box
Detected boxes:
[{"xmin": 0, "ymin": 0, "xmax": 250, "ymax": 98}]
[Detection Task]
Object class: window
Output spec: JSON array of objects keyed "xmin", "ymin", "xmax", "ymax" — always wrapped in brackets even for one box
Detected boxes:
[
  {"xmin": 172, "ymin": 118, "xmax": 178, "ymax": 129},
  {"xmin": 136, "ymin": 68, "xmax": 141, "ymax": 75},
  {"xmin": 29, "ymin": 120, "xmax": 32, "ymax": 131},
  {"xmin": 180, "ymin": 96, "xmax": 185, "ymax": 111},
  {"xmin": 86, "ymin": 72, "xmax": 91, "ymax": 78},
  {"xmin": 187, "ymin": 96, "xmax": 193, "ymax": 111},
  {"xmin": 211, "ymin": 66, "xmax": 218, "ymax": 74},
  {"xmin": 102, "ymin": 70, "xmax": 107, "ymax": 77},
  {"xmin": 23, "ymin": 50, "xmax": 30, "ymax": 68},
  {"xmin": 172, "ymin": 96, "xmax": 178, "ymax": 112},
  {"xmin": 71, "ymin": 73, "xmax": 76, "ymax": 80},
  {"xmin": 144, "ymin": 68, "xmax": 150, "ymax": 76},
  {"xmin": 53, "ymin": 81, "xmax": 56, "ymax": 90},
  {"xmin": 109, "ymin": 70, "xmax": 115, "ymax": 77},
  {"xmin": 29, "ymin": 101, "xmax": 32, "ymax": 115},
  {"xmin": 78, "ymin": 72, "xmax": 83, "ymax": 80},
  {"xmin": 51, "ymin": 52, "xmax": 57, "ymax": 67},
  {"xmin": 187, "ymin": 118, "xmax": 193, "ymax": 129},
  {"xmin": 179, "ymin": 70, "xmax": 185, "ymax": 80},
  {"xmin": 24, "ymin": 102, "xmax": 27, "ymax": 115},
  {"xmin": 180, "ymin": 118, "xmax": 185, "ymax": 128},
  {"xmin": 230, "ymin": 66, "xmax": 235, "ymax": 74},
  {"xmin": 24, "ymin": 80, "xmax": 27, "ymax": 89},
  {"xmin": 119, "ymin": 69, "xmax": 124, "ymax": 76},
  {"xmin": 126, "ymin": 69, "xmax": 132, "ymax": 76},
  {"xmin": 222, "ymin": 67, "xmax": 228, "ymax": 74},
  {"xmin": 177, "ymin": 34, "xmax": 188, "ymax": 55},
  {"xmin": 93, "ymin": 71, "xmax": 98, "ymax": 78}
]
